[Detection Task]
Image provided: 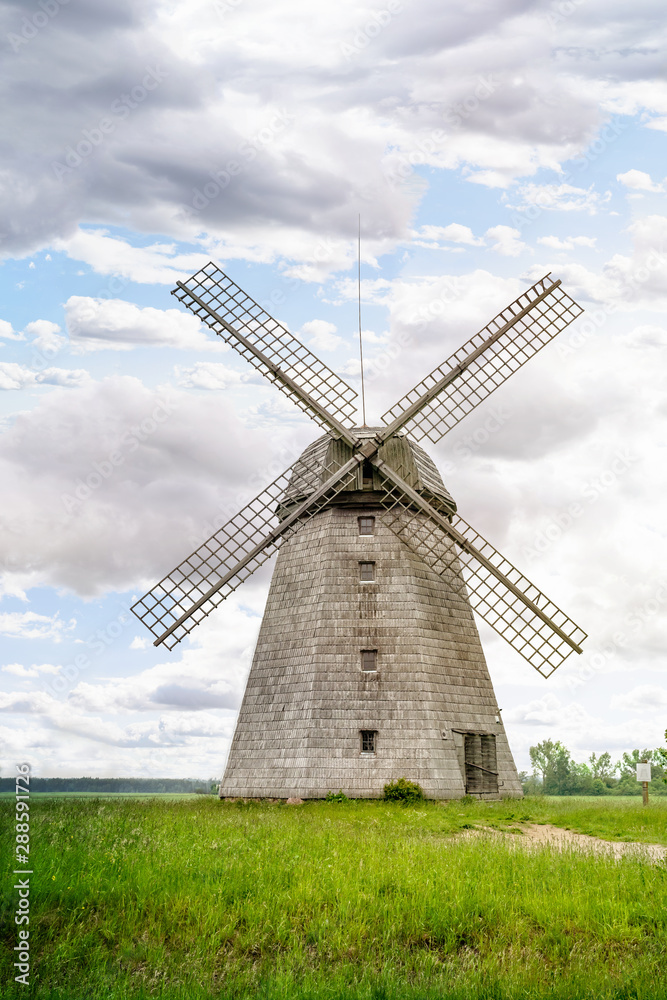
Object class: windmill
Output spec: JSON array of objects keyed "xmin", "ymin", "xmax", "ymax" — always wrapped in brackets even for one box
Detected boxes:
[{"xmin": 131, "ymin": 263, "xmax": 587, "ymax": 799}]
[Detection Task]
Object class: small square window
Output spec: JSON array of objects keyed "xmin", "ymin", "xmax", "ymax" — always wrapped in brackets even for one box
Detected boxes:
[
  {"xmin": 360, "ymin": 730, "xmax": 377, "ymax": 754},
  {"xmin": 359, "ymin": 561, "xmax": 375, "ymax": 582},
  {"xmin": 361, "ymin": 649, "xmax": 377, "ymax": 671},
  {"xmin": 358, "ymin": 516, "xmax": 375, "ymax": 535}
]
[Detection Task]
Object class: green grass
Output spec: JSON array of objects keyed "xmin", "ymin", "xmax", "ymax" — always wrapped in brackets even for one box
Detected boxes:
[
  {"xmin": 1, "ymin": 796, "xmax": 666, "ymax": 999},
  {"xmin": 475, "ymin": 794, "xmax": 667, "ymax": 845}
]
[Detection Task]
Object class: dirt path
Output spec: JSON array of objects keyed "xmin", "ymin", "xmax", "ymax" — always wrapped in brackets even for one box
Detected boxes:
[{"xmin": 461, "ymin": 823, "xmax": 666, "ymax": 861}]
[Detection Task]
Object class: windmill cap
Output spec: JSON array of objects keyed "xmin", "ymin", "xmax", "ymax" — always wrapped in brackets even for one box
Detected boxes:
[{"xmin": 280, "ymin": 429, "xmax": 456, "ymax": 516}]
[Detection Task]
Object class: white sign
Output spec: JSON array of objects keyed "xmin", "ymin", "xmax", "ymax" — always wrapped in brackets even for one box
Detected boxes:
[{"xmin": 636, "ymin": 762, "xmax": 651, "ymax": 782}]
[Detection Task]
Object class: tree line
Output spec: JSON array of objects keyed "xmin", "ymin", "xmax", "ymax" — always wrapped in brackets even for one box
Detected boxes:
[
  {"xmin": 0, "ymin": 777, "xmax": 217, "ymax": 794},
  {"xmin": 523, "ymin": 733, "xmax": 667, "ymax": 796}
]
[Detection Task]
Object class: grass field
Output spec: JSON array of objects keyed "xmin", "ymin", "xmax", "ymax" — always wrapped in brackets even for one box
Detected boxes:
[{"xmin": 2, "ymin": 795, "xmax": 666, "ymax": 999}]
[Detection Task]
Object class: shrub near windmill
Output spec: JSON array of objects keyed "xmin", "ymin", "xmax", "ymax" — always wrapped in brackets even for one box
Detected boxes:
[{"xmin": 132, "ymin": 265, "xmax": 587, "ymax": 799}]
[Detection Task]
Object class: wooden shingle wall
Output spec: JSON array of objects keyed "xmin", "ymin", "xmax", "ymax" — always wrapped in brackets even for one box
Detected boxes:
[{"xmin": 220, "ymin": 504, "xmax": 523, "ymax": 800}]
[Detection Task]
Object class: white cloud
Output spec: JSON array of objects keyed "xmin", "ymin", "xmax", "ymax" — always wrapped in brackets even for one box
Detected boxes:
[
  {"xmin": 24, "ymin": 320, "xmax": 67, "ymax": 352},
  {"xmin": 55, "ymin": 229, "xmax": 212, "ymax": 285},
  {"xmin": 300, "ymin": 319, "xmax": 342, "ymax": 352},
  {"xmin": 507, "ymin": 183, "xmax": 611, "ymax": 214},
  {"xmin": 0, "ymin": 374, "xmax": 312, "ymax": 596},
  {"xmin": 624, "ymin": 325, "xmax": 667, "ymax": 349},
  {"xmin": 0, "ymin": 321, "xmax": 25, "ymax": 343},
  {"xmin": 540, "ymin": 215, "xmax": 667, "ymax": 307},
  {"xmin": 0, "ymin": 613, "xmax": 76, "ymax": 642},
  {"xmin": 130, "ymin": 637, "xmax": 148, "ymax": 650},
  {"xmin": 538, "ymin": 235, "xmax": 597, "ymax": 250},
  {"xmin": 505, "ymin": 693, "xmax": 591, "ymax": 728},
  {"xmin": 484, "ymin": 225, "xmax": 527, "ymax": 257},
  {"xmin": 67, "ymin": 605, "xmax": 257, "ymax": 717},
  {"xmin": 504, "ymin": 693, "xmax": 666, "ymax": 761},
  {"xmin": 1, "ymin": 663, "xmax": 62, "ymax": 678},
  {"xmin": 2, "ymin": 664, "xmax": 40, "ymax": 678},
  {"xmin": 610, "ymin": 685, "xmax": 667, "ymax": 712},
  {"xmin": 4, "ymin": 0, "xmax": 658, "ymax": 265},
  {"xmin": 175, "ymin": 361, "xmax": 248, "ymax": 389},
  {"xmin": 616, "ymin": 169, "xmax": 664, "ymax": 193},
  {"xmin": 361, "ymin": 329, "xmax": 388, "ymax": 345},
  {"xmin": 65, "ymin": 297, "xmax": 228, "ymax": 354},
  {"xmin": 0, "ymin": 364, "xmax": 32, "ymax": 390},
  {"xmin": 0, "ymin": 689, "xmax": 166, "ymax": 747},
  {"xmin": 412, "ymin": 224, "xmax": 484, "ymax": 248},
  {"xmin": 327, "ymin": 277, "xmax": 392, "ymax": 307},
  {"xmin": 0, "ymin": 363, "xmax": 91, "ymax": 390},
  {"xmin": 610, "ymin": 686, "xmax": 667, "ymax": 712}
]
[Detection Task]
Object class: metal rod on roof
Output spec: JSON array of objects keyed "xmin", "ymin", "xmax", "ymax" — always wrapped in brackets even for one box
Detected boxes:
[{"xmin": 358, "ymin": 214, "xmax": 367, "ymax": 427}]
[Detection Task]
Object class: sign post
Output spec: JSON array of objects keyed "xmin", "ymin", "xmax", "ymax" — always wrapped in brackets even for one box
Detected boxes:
[{"xmin": 636, "ymin": 760, "xmax": 651, "ymax": 806}]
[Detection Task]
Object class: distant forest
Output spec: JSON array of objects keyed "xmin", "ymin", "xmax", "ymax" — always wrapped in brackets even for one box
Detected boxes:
[
  {"xmin": 3, "ymin": 736, "xmax": 667, "ymax": 798},
  {"xmin": 522, "ymin": 739, "xmax": 667, "ymax": 796},
  {"xmin": 0, "ymin": 777, "xmax": 217, "ymax": 793}
]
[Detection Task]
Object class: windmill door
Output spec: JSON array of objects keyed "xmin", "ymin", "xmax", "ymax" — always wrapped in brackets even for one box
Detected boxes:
[{"xmin": 464, "ymin": 734, "xmax": 499, "ymax": 794}]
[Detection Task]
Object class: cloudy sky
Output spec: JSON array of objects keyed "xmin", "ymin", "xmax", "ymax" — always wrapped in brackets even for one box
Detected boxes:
[{"xmin": 1, "ymin": 0, "xmax": 666, "ymax": 781}]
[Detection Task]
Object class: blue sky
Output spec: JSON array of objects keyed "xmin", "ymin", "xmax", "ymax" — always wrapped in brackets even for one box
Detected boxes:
[{"xmin": 1, "ymin": 0, "xmax": 666, "ymax": 779}]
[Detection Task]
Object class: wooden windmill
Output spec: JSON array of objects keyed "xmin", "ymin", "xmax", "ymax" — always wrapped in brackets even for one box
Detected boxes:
[{"xmin": 132, "ymin": 264, "xmax": 587, "ymax": 799}]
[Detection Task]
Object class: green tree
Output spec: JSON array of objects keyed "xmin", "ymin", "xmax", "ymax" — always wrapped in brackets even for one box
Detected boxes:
[
  {"xmin": 657, "ymin": 729, "xmax": 667, "ymax": 783},
  {"xmin": 529, "ymin": 739, "xmax": 565, "ymax": 786},
  {"xmin": 588, "ymin": 751, "xmax": 615, "ymax": 782},
  {"xmin": 518, "ymin": 770, "xmax": 543, "ymax": 795},
  {"xmin": 615, "ymin": 749, "xmax": 663, "ymax": 796},
  {"xmin": 616, "ymin": 748, "xmax": 659, "ymax": 779},
  {"xmin": 550, "ymin": 744, "xmax": 581, "ymax": 795}
]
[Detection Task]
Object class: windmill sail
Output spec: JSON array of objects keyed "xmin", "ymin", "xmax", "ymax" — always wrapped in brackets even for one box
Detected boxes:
[
  {"xmin": 381, "ymin": 274, "xmax": 583, "ymax": 444},
  {"xmin": 374, "ymin": 460, "xmax": 587, "ymax": 677},
  {"xmin": 173, "ymin": 263, "xmax": 358, "ymax": 431},
  {"xmin": 138, "ymin": 264, "xmax": 587, "ymax": 673},
  {"xmin": 132, "ymin": 451, "xmax": 361, "ymax": 649}
]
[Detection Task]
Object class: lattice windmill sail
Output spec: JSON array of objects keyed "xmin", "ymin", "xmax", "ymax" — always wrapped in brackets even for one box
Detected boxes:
[{"xmin": 132, "ymin": 264, "xmax": 587, "ymax": 799}]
